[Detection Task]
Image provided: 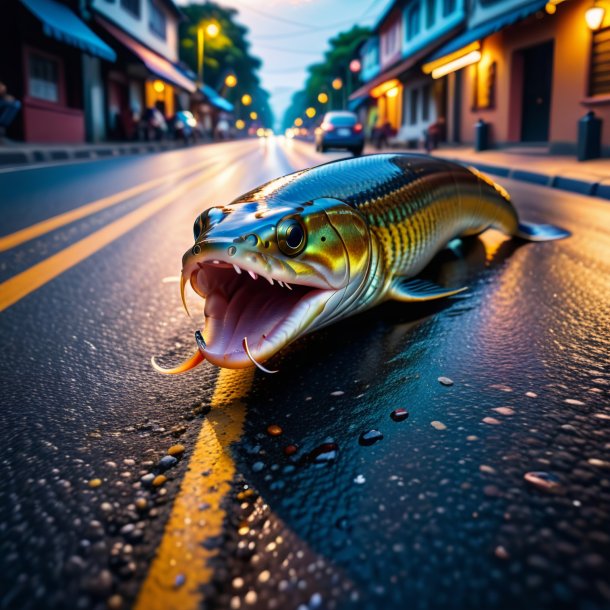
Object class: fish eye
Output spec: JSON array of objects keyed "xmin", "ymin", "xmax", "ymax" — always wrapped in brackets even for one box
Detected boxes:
[{"xmin": 277, "ymin": 218, "xmax": 306, "ymax": 256}]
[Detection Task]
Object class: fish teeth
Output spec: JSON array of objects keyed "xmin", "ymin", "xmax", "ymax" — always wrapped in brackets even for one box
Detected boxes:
[
  {"xmin": 233, "ymin": 264, "xmax": 242, "ymax": 274},
  {"xmin": 248, "ymin": 270, "xmax": 258, "ymax": 280},
  {"xmin": 277, "ymin": 280, "xmax": 285, "ymax": 288},
  {"xmin": 266, "ymin": 276, "xmax": 274, "ymax": 286},
  {"xmin": 285, "ymin": 282, "xmax": 293, "ymax": 291}
]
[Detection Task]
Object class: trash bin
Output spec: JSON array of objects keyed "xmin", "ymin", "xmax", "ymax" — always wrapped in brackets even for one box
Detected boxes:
[
  {"xmin": 474, "ymin": 119, "xmax": 489, "ymax": 152},
  {"xmin": 577, "ymin": 111, "xmax": 602, "ymax": 161}
]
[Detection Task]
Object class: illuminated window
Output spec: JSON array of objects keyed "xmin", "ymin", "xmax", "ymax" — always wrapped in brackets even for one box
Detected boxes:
[
  {"xmin": 407, "ymin": 3, "xmax": 421, "ymax": 40},
  {"xmin": 28, "ymin": 53, "xmax": 59, "ymax": 103},
  {"xmin": 121, "ymin": 0, "xmax": 140, "ymax": 18},
  {"xmin": 149, "ymin": 0, "xmax": 166, "ymax": 39},
  {"xmin": 443, "ymin": 0, "xmax": 456, "ymax": 17},
  {"xmin": 590, "ymin": 27, "xmax": 610, "ymax": 96}
]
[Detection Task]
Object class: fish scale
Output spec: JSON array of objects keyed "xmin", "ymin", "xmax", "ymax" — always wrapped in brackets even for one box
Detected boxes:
[{"xmin": 235, "ymin": 154, "xmax": 516, "ymax": 280}]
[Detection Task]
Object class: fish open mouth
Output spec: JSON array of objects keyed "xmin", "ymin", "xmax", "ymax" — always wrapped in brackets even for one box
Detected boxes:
[{"xmin": 184, "ymin": 259, "xmax": 333, "ymax": 369}]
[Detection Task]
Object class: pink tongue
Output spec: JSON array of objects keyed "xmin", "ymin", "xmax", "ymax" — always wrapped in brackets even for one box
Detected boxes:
[{"xmin": 204, "ymin": 292, "xmax": 227, "ymax": 318}]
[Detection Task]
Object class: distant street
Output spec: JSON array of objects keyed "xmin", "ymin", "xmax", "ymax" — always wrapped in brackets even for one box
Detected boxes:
[{"xmin": 1, "ymin": 138, "xmax": 609, "ymax": 610}]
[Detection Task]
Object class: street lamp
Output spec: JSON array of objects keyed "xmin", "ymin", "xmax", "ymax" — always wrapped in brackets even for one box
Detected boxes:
[
  {"xmin": 318, "ymin": 92, "xmax": 328, "ymax": 104},
  {"xmin": 331, "ymin": 78, "xmax": 343, "ymax": 90},
  {"xmin": 224, "ymin": 74, "xmax": 237, "ymax": 88},
  {"xmin": 241, "ymin": 94, "xmax": 252, "ymax": 106},
  {"xmin": 294, "ymin": 117, "xmax": 303, "ymax": 127},
  {"xmin": 197, "ymin": 22, "xmax": 220, "ymax": 86},
  {"xmin": 250, "ymin": 111, "xmax": 258, "ymax": 120},
  {"xmin": 305, "ymin": 107, "xmax": 316, "ymax": 118}
]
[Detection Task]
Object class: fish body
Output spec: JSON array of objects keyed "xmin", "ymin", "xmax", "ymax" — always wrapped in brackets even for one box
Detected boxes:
[{"xmin": 154, "ymin": 153, "xmax": 569, "ymax": 373}]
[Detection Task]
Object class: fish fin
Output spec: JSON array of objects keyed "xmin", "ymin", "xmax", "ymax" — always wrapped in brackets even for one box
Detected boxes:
[
  {"xmin": 389, "ymin": 278, "xmax": 468, "ymax": 302},
  {"xmin": 516, "ymin": 222, "xmax": 570, "ymax": 242}
]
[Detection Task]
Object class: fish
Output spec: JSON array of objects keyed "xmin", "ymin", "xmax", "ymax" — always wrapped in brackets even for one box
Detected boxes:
[{"xmin": 152, "ymin": 153, "xmax": 569, "ymax": 374}]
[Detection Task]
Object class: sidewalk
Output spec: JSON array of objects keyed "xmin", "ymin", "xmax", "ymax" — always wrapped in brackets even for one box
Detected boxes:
[
  {"xmin": 375, "ymin": 144, "xmax": 610, "ymax": 201},
  {"xmin": 0, "ymin": 138, "xmax": 204, "ymax": 168}
]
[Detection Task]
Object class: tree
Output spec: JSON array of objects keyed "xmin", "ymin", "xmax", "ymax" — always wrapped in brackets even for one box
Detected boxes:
[
  {"xmin": 179, "ymin": 2, "xmax": 273, "ymax": 128},
  {"xmin": 282, "ymin": 25, "xmax": 370, "ymax": 130}
]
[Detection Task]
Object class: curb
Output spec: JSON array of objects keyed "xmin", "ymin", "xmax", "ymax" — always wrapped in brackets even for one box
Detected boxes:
[
  {"xmin": 0, "ymin": 141, "xmax": 201, "ymax": 168},
  {"xmin": 446, "ymin": 157, "xmax": 606, "ymax": 201}
]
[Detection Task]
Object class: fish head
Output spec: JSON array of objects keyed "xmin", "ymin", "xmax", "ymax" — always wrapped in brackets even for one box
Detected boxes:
[{"xmin": 180, "ymin": 197, "xmax": 371, "ymax": 368}]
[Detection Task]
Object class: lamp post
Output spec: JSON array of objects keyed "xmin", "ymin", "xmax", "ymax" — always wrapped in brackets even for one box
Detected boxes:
[{"xmin": 197, "ymin": 22, "xmax": 220, "ymax": 87}]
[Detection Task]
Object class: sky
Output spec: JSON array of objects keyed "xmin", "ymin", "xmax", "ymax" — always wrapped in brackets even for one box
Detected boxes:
[{"xmin": 214, "ymin": 0, "xmax": 393, "ymax": 127}]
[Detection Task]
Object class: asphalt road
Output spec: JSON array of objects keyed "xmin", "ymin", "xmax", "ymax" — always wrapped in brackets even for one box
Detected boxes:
[{"xmin": 1, "ymin": 138, "xmax": 609, "ymax": 610}]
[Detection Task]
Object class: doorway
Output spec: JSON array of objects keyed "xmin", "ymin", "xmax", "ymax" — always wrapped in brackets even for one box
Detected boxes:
[{"xmin": 520, "ymin": 40, "xmax": 554, "ymax": 142}]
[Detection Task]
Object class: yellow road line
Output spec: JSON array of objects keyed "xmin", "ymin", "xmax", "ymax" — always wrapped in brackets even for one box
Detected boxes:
[
  {"xmin": 134, "ymin": 368, "xmax": 254, "ymax": 610},
  {"xmin": 0, "ymin": 157, "xmax": 232, "ymax": 312},
  {"xmin": 0, "ymin": 155, "xmax": 219, "ymax": 253}
]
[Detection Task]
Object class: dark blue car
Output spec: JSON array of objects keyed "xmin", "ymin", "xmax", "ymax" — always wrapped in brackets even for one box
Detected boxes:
[{"xmin": 315, "ymin": 111, "xmax": 364, "ymax": 156}]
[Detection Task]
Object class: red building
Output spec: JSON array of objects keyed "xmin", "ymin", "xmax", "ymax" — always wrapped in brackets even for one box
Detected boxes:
[{"xmin": 0, "ymin": 0, "xmax": 116, "ymax": 142}]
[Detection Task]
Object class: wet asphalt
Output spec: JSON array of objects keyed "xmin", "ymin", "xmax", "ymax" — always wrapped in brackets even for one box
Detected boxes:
[{"xmin": 0, "ymin": 138, "xmax": 609, "ymax": 610}]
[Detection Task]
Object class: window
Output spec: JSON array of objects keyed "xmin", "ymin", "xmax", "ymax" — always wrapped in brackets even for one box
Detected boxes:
[
  {"xmin": 422, "ymin": 85, "xmax": 430, "ymax": 121},
  {"xmin": 426, "ymin": 0, "xmax": 435, "ymax": 28},
  {"xmin": 28, "ymin": 53, "xmax": 59, "ymax": 102},
  {"xmin": 443, "ymin": 0, "xmax": 456, "ymax": 17},
  {"xmin": 590, "ymin": 27, "xmax": 610, "ymax": 96},
  {"xmin": 410, "ymin": 89, "xmax": 419, "ymax": 125},
  {"xmin": 121, "ymin": 0, "xmax": 140, "ymax": 18},
  {"xmin": 407, "ymin": 3, "xmax": 421, "ymax": 41},
  {"xmin": 149, "ymin": 0, "xmax": 166, "ymax": 39}
]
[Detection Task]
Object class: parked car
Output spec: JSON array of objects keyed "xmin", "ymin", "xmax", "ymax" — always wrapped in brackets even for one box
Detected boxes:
[{"xmin": 315, "ymin": 111, "xmax": 364, "ymax": 156}]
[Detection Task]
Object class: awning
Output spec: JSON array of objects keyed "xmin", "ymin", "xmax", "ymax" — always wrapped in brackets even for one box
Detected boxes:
[
  {"xmin": 425, "ymin": 0, "xmax": 547, "ymax": 63},
  {"xmin": 201, "ymin": 84, "xmax": 234, "ymax": 113},
  {"xmin": 97, "ymin": 18, "xmax": 196, "ymax": 92},
  {"xmin": 21, "ymin": 0, "xmax": 116, "ymax": 62},
  {"xmin": 348, "ymin": 95, "xmax": 368, "ymax": 112},
  {"xmin": 349, "ymin": 25, "xmax": 460, "ymax": 101}
]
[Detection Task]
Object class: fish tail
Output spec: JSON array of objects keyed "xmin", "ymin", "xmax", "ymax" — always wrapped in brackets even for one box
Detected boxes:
[{"xmin": 515, "ymin": 221, "xmax": 571, "ymax": 242}]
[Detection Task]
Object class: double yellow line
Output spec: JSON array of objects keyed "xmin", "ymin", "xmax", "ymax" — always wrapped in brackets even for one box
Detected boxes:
[{"xmin": 0, "ymin": 149, "xmax": 251, "ymax": 313}]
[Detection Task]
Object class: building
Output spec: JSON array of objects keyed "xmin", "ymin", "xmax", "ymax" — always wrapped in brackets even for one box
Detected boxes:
[
  {"xmin": 354, "ymin": 0, "xmax": 610, "ymax": 156},
  {"xmin": 350, "ymin": 0, "xmax": 466, "ymax": 147},
  {"xmin": 0, "ymin": 0, "xmax": 116, "ymax": 142},
  {"xmin": 88, "ymin": 0, "xmax": 196, "ymax": 141},
  {"xmin": 424, "ymin": 0, "xmax": 609, "ymax": 153}
]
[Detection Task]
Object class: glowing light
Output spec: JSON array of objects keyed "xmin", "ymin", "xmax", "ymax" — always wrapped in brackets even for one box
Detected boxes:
[
  {"xmin": 256, "ymin": 128, "xmax": 265, "ymax": 137},
  {"xmin": 545, "ymin": 2, "xmax": 556, "ymax": 13},
  {"xmin": 294, "ymin": 117, "xmax": 303, "ymax": 127},
  {"xmin": 241, "ymin": 94, "xmax": 252, "ymax": 106},
  {"xmin": 349, "ymin": 59, "xmax": 361, "ymax": 73},
  {"xmin": 331, "ymin": 78, "xmax": 343, "ymax": 90},
  {"xmin": 586, "ymin": 5, "xmax": 605, "ymax": 29},
  {"xmin": 224, "ymin": 74, "xmax": 237, "ymax": 87},
  {"xmin": 386, "ymin": 87, "xmax": 399, "ymax": 98},
  {"xmin": 431, "ymin": 51, "xmax": 482, "ymax": 79},
  {"xmin": 317, "ymin": 92, "xmax": 328, "ymax": 104},
  {"xmin": 205, "ymin": 23, "xmax": 220, "ymax": 38},
  {"xmin": 370, "ymin": 79, "xmax": 400, "ymax": 99},
  {"xmin": 250, "ymin": 111, "xmax": 258, "ymax": 120},
  {"xmin": 152, "ymin": 80, "xmax": 165, "ymax": 93},
  {"xmin": 423, "ymin": 42, "xmax": 481, "ymax": 75},
  {"xmin": 305, "ymin": 107, "xmax": 316, "ymax": 118},
  {"xmin": 235, "ymin": 119, "xmax": 245, "ymax": 129}
]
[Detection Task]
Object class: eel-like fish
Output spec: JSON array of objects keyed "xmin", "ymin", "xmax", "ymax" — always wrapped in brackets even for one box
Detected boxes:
[{"xmin": 152, "ymin": 153, "xmax": 569, "ymax": 374}]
